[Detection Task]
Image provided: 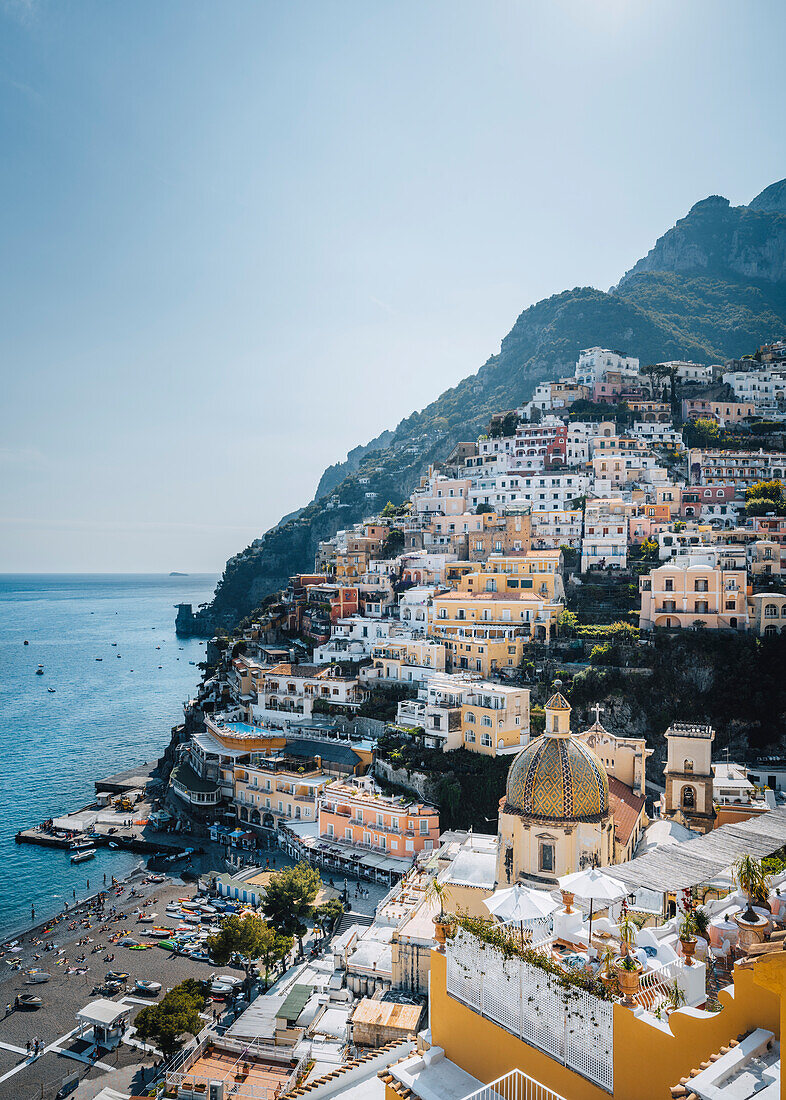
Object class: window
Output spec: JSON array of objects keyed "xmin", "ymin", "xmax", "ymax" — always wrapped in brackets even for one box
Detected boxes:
[
  {"xmin": 539, "ymin": 841, "xmax": 555, "ymax": 873},
  {"xmin": 664, "ymin": 578, "xmax": 674, "ymax": 592},
  {"xmin": 466, "ymin": 712, "xmax": 475, "ymax": 723},
  {"xmin": 481, "ymin": 733, "xmax": 492, "ymax": 747},
  {"xmin": 765, "ymin": 604, "xmax": 779, "ymax": 618},
  {"xmin": 465, "ymin": 730, "xmax": 476, "ymax": 743},
  {"xmin": 681, "ymin": 785, "xmax": 696, "ymax": 810},
  {"xmin": 683, "ymin": 759, "xmax": 694, "ymax": 773}
]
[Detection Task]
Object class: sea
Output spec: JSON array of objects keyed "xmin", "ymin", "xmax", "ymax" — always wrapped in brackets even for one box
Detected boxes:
[{"xmin": 0, "ymin": 573, "xmax": 218, "ymax": 940}]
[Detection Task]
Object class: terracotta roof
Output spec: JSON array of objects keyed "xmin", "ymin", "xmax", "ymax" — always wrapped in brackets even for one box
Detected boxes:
[{"xmin": 608, "ymin": 776, "xmax": 646, "ymax": 846}]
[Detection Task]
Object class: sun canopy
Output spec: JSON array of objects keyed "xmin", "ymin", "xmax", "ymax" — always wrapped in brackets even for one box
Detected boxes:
[
  {"xmin": 607, "ymin": 807, "xmax": 786, "ymax": 894},
  {"xmin": 559, "ymin": 868, "xmax": 627, "ymax": 902},
  {"xmin": 484, "ymin": 884, "xmax": 559, "ymax": 924}
]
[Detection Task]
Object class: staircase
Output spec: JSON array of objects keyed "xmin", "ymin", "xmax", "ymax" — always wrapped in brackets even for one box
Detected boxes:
[{"xmin": 335, "ymin": 910, "xmax": 374, "ymax": 935}]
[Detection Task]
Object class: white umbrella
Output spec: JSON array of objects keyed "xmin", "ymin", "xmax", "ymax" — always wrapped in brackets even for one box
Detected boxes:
[
  {"xmin": 484, "ymin": 885, "xmax": 559, "ymax": 944},
  {"xmin": 558, "ymin": 868, "xmax": 628, "ymax": 945}
]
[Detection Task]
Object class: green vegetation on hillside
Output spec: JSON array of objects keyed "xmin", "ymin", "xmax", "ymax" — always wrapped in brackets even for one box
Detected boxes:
[{"xmin": 181, "ymin": 188, "xmax": 786, "ymax": 635}]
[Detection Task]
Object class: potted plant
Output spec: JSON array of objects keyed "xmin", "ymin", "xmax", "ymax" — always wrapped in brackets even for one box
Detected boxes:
[
  {"xmin": 734, "ymin": 855, "xmax": 769, "ymax": 923},
  {"xmin": 677, "ymin": 911, "xmax": 697, "ymax": 966},
  {"xmin": 560, "ymin": 888, "xmax": 575, "ymax": 914},
  {"xmin": 425, "ymin": 879, "xmax": 453, "ymax": 944},
  {"xmin": 618, "ymin": 912, "xmax": 636, "ymax": 957},
  {"xmin": 615, "ymin": 952, "xmax": 642, "ymax": 1004},
  {"xmin": 692, "ymin": 906, "xmax": 710, "ymax": 941},
  {"xmin": 599, "ymin": 945, "xmax": 617, "ymax": 989}
]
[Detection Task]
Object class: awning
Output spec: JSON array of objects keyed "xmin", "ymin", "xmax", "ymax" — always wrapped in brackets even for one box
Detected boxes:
[{"xmin": 607, "ymin": 807, "xmax": 786, "ymax": 893}]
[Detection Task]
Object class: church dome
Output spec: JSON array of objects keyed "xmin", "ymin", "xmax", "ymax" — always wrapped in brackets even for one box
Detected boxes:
[
  {"xmin": 505, "ymin": 689, "xmax": 608, "ymax": 821},
  {"xmin": 506, "ymin": 734, "xmax": 609, "ymax": 820}
]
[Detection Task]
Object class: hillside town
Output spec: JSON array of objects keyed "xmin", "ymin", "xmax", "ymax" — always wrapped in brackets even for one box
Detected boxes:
[
  {"xmin": 10, "ymin": 342, "xmax": 786, "ymax": 1100},
  {"xmin": 110, "ymin": 338, "xmax": 786, "ymax": 1100}
]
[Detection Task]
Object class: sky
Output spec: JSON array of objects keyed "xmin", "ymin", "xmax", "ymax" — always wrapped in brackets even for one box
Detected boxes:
[{"xmin": 0, "ymin": 0, "xmax": 784, "ymax": 574}]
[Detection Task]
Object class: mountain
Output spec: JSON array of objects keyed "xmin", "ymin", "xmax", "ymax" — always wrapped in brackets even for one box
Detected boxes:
[{"xmin": 177, "ymin": 181, "xmax": 786, "ymax": 636}]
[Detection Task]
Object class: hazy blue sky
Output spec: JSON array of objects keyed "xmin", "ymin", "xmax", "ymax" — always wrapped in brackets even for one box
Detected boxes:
[{"xmin": 1, "ymin": 0, "xmax": 783, "ymax": 573}]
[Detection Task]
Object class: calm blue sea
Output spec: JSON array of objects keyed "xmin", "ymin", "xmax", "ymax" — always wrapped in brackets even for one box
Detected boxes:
[{"xmin": 0, "ymin": 573, "xmax": 217, "ymax": 939}]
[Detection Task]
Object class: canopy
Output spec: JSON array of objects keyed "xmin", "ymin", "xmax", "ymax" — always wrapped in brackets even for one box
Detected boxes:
[
  {"xmin": 484, "ymin": 884, "xmax": 559, "ymax": 924},
  {"xmin": 559, "ymin": 868, "xmax": 627, "ymax": 903},
  {"xmin": 608, "ymin": 807, "xmax": 786, "ymax": 894}
]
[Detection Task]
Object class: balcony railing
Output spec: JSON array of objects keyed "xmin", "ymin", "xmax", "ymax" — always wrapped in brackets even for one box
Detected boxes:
[{"xmin": 460, "ymin": 1069, "xmax": 567, "ymax": 1100}]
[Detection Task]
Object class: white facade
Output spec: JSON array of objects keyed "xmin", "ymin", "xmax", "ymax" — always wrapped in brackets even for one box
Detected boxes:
[
  {"xmin": 723, "ymin": 368, "xmax": 786, "ymax": 415},
  {"xmin": 662, "ymin": 360, "xmax": 714, "ymax": 384},
  {"xmin": 581, "ymin": 505, "xmax": 628, "ymax": 571},
  {"xmin": 631, "ymin": 422, "xmax": 683, "ymax": 448},
  {"xmin": 574, "ymin": 347, "xmax": 639, "ymax": 385},
  {"xmin": 468, "ymin": 471, "xmax": 589, "ymax": 513},
  {"xmin": 530, "ymin": 508, "xmax": 583, "ymax": 548}
]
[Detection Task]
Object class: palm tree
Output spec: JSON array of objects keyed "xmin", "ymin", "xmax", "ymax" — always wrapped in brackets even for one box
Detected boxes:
[
  {"xmin": 734, "ymin": 855, "xmax": 770, "ymax": 923},
  {"xmin": 425, "ymin": 878, "xmax": 452, "ymax": 921}
]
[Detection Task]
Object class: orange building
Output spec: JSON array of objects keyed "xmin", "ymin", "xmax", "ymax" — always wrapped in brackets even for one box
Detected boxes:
[{"xmin": 318, "ymin": 778, "xmax": 440, "ymax": 859}]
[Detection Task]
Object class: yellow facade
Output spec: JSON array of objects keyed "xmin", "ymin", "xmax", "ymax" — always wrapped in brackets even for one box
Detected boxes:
[
  {"xmin": 420, "ymin": 948, "xmax": 785, "ymax": 1100},
  {"xmin": 460, "ymin": 685, "xmax": 529, "ymax": 756},
  {"xmin": 441, "ymin": 632, "xmax": 525, "ymax": 678}
]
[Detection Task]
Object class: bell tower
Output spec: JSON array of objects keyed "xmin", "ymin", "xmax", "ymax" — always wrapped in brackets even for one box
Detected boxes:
[{"xmin": 663, "ymin": 722, "xmax": 715, "ymax": 833}]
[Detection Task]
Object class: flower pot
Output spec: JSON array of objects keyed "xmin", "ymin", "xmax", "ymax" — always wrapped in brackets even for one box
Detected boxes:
[
  {"xmin": 615, "ymin": 962, "xmax": 642, "ymax": 1005},
  {"xmin": 433, "ymin": 917, "xmax": 447, "ymax": 945},
  {"xmin": 561, "ymin": 890, "xmax": 575, "ymax": 914},
  {"xmin": 679, "ymin": 936, "xmax": 697, "ymax": 966},
  {"xmin": 734, "ymin": 912, "xmax": 768, "ymax": 949}
]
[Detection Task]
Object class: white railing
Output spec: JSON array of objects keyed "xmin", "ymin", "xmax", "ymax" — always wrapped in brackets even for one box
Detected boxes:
[
  {"xmin": 446, "ymin": 929, "xmax": 613, "ymax": 1093},
  {"xmin": 460, "ymin": 1068, "xmax": 567, "ymax": 1100}
]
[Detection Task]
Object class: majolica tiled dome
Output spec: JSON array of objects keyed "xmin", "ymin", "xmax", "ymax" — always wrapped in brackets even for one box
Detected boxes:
[{"xmin": 506, "ymin": 733, "xmax": 609, "ymax": 821}]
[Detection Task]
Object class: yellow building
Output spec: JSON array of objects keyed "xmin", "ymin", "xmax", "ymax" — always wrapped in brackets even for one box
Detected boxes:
[
  {"xmin": 460, "ymin": 682, "xmax": 530, "ymax": 756},
  {"xmin": 364, "ymin": 638, "xmax": 447, "ymax": 686}
]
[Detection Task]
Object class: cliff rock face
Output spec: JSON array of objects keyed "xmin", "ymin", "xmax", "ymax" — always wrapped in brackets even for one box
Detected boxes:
[
  {"xmin": 181, "ymin": 181, "xmax": 786, "ymax": 635},
  {"xmin": 617, "ymin": 187, "xmax": 786, "ymax": 287}
]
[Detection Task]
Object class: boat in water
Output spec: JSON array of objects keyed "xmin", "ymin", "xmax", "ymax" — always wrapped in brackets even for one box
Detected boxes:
[
  {"xmin": 47, "ymin": 687, "xmax": 56, "ymax": 693},
  {"xmin": 35, "ymin": 665, "xmax": 44, "ymax": 675},
  {"xmin": 71, "ymin": 848, "xmax": 95, "ymax": 864}
]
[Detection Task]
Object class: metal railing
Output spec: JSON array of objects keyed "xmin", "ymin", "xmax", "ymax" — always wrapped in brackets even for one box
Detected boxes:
[{"xmin": 460, "ymin": 1068, "xmax": 567, "ymax": 1100}]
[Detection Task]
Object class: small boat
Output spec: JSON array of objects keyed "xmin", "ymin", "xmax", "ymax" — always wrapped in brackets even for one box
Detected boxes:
[
  {"xmin": 15, "ymin": 993, "xmax": 42, "ymax": 1010},
  {"xmin": 24, "ymin": 970, "xmax": 50, "ymax": 984},
  {"xmin": 209, "ymin": 980, "xmax": 233, "ymax": 997},
  {"xmin": 156, "ymin": 939, "xmax": 176, "ymax": 951},
  {"xmin": 111, "ymin": 643, "xmax": 117, "ymax": 647},
  {"xmin": 71, "ymin": 849, "xmax": 95, "ymax": 864},
  {"xmin": 135, "ymin": 979, "xmax": 161, "ymax": 995},
  {"xmin": 95, "ymin": 657, "xmax": 102, "ymax": 662},
  {"xmin": 108, "ymin": 842, "xmax": 118, "ymax": 849},
  {"xmin": 35, "ymin": 665, "xmax": 44, "ymax": 675},
  {"xmin": 149, "ymin": 928, "xmax": 171, "ymax": 938},
  {"xmin": 137, "ymin": 913, "xmax": 157, "ymax": 923},
  {"xmin": 23, "ymin": 640, "xmax": 29, "ymax": 645},
  {"xmin": 117, "ymin": 654, "xmax": 122, "ymax": 658},
  {"xmin": 118, "ymin": 936, "xmax": 139, "ymax": 947},
  {"xmin": 47, "ymin": 687, "xmax": 56, "ymax": 693},
  {"xmin": 105, "ymin": 971, "xmax": 129, "ymax": 983}
]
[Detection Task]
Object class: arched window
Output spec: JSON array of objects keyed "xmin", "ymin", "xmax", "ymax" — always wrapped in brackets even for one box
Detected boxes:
[
  {"xmin": 466, "ymin": 712, "xmax": 475, "ymax": 724},
  {"xmin": 482, "ymin": 716, "xmax": 492, "ymax": 727},
  {"xmin": 682, "ymin": 785, "xmax": 696, "ymax": 810},
  {"xmin": 765, "ymin": 624, "xmax": 777, "ymax": 636},
  {"xmin": 765, "ymin": 604, "xmax": 779, "ymax": 618}
]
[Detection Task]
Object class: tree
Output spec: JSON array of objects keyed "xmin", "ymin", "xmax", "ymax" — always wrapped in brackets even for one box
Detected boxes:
[
  {"xmin": 257, "ymin": 924, "xmax": 294, "ymax": 985},
  {"xmin": 208, "ymin": 913, "xmax": 278, "ymax": 967},
  {"xmin": 683, "ymin": 417, "xmax": 721, "ymax": 447},
  {"xmin": 382, "ymin": 529, "xmax": 405, "ymax": 556},
  {"xmin": 640, "ymin": 537, "xmax": 659, "ymax": 560},
  {"xmin": 745, "ymin": 479, "xmax": 786, "ymax": 517},
  {"xmin": 557, "ymin": 609, "xmax": 579, "ymax": 637},
  {"xmin": 475, "ymin": 503, "xmax": 494, "ymax": 514},
  {"xmin": 262, "ymin": 862, "xmax": 322, "ymax": 955},
  {"xmin": 134, "ymin": 980, "xmax": 206, "ymax": 1059},
  {"xmin": 314, "ymin": 898, "xmax": 345, "ymax": 937}
]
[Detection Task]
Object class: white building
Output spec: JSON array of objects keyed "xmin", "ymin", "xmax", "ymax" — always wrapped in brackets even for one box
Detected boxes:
[
  {"xmin": 661, "ymin": 360, "xmax": 714, "ymax": 384},
  {"xmin": 530, "ymin": 508, "xmax": 583, "ymax": 549},
  {"xmin": 574, "ymin": 347, "xmax": 640, "ymax": 385},
  {"xmin": 468, "ymin": 471, "xmax": 588, "ymax": 514},
  {"xmin": 581, "ymin": 503, "xmax": 628, "ymax": 571},
  {"xmin": 313, "ymin": 616, "xmax": 403, "ymax": 664}
]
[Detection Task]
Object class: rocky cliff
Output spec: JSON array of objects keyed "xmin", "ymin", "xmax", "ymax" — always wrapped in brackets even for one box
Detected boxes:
[{"xmin": 178, "ymin": 181, "xmax": 786, "ymax": 636}]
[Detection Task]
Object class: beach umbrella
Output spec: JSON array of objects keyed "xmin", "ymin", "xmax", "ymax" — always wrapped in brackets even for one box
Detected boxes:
[
  {"xmin": 484, "ymin": 884, "xmax": 559, "ymax": 944},
  {"xmin": 558, "ymin": 868, "xmax": 627, "ymax": 946}
]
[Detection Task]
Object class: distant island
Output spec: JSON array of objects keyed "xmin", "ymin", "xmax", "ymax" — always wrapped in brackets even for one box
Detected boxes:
[{"xmin": 169, "ymin": 571, "xmax": 189, "ymax": 577}]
